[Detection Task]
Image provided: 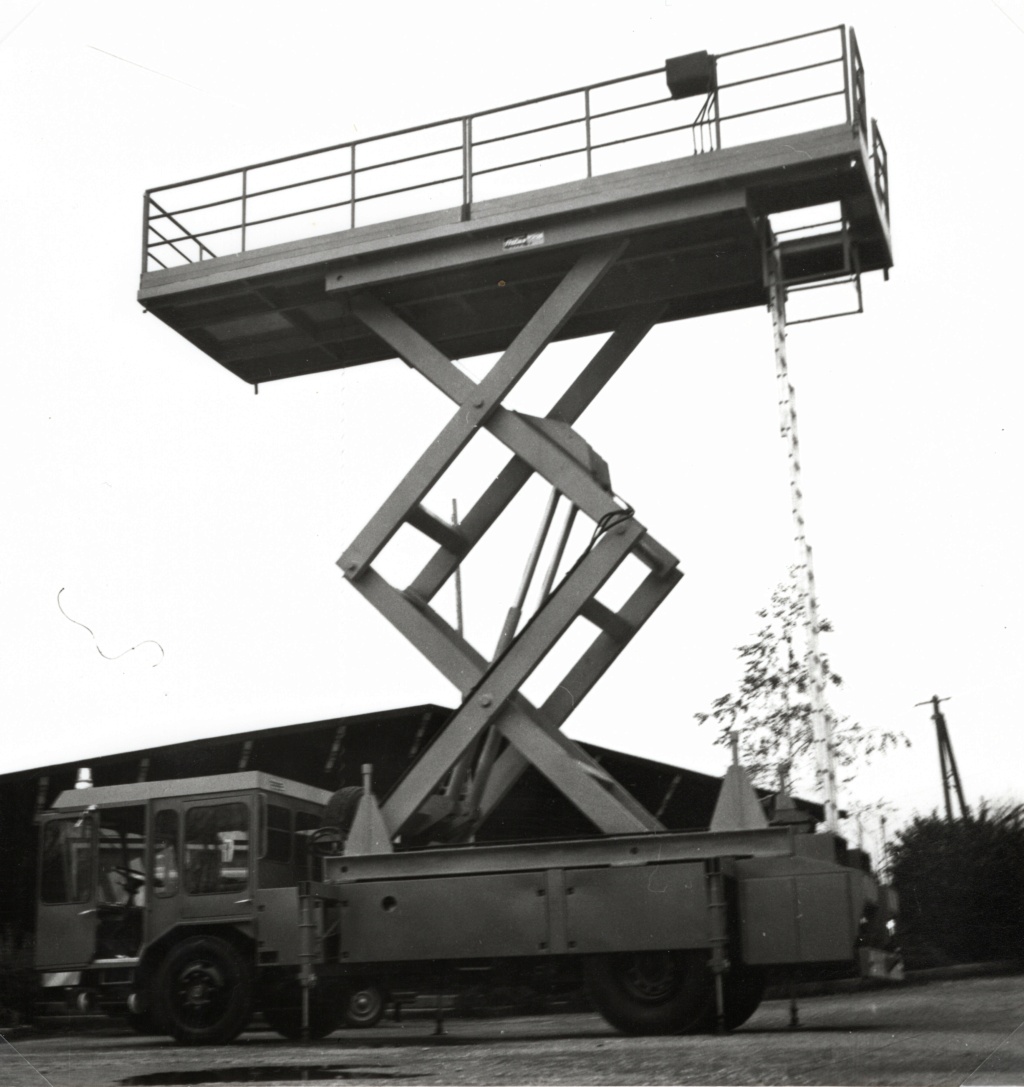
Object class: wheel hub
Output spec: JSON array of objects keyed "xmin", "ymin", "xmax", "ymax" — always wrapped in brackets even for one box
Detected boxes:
[
  {"xmin": 621, "ymin": 953, "xmax": 678, "ymax": 1002},
  {"xmin": 179, "ymin": 963, "xmax": 224, "ymax": 1012}
]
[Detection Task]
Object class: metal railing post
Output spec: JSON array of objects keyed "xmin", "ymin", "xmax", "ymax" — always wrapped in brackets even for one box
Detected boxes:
[
  {"xmin": 462, "ymin": 116, "xmax": 473, "ymax": 213},
  {"xmin": 849, "ymin": 27, "xmax": 866, "ymax": 135},
  {"xmin": 713, "ymin": 86, "xmax": 722, "ymax": 152},
  {"xmin": 350, "ymin": 144, "xmax": 357, "ymax": 230},
  {"xmin": 241, "ymin": 169, "xmax": 248, "ymax": 253},
  {"xmin": 872, "ymin": 120, "xmax": 889, "ymax": 220},
  {"xmin": 141, "ymin": 191, "xmax": 151, "ymax": 274},
  {"xmin": 840, "ymin": 25, "xmax": 851, "ymax": 128},
  {"xmin": 584, "ymin": 89, "xmax": 593, "ymax": 178}
]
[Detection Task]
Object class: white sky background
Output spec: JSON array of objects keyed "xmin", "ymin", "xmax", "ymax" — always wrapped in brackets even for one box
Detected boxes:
[{"xmin": 2, "ymin": 0, "xmax": 1022, "ymax": 855}]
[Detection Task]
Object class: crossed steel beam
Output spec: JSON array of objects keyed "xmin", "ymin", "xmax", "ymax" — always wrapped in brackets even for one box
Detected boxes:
[{"xmin": 335, "ymin": 240, "xmax": 683, "ymax": 843}]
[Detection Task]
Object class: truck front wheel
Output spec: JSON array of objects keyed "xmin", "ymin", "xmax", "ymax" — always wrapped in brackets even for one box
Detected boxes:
[
  {"xmin": 584, "ymin": 950, "xmax": 712, "ymax": 1035},
  {"xmin": 125, "ymin": 1008, "xmax": 161, "ymax": 1035},
  {"xmin": 154, "ymin": 935, "xmax": 254, "ymax": 1045}
]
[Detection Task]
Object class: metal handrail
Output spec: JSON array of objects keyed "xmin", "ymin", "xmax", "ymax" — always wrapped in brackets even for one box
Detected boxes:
[
  {"xmin": 143, "ymin": 25, "xmax": 881, "ymax": 273},
  {"xmin": 149, "ymin": 167, "xmax": 356, "ymax": 221},
  {"xmin": 849, "ymin": 27, "xmax": 868, "ymax": 134},
  {"xmin": 872, "ymin": 119, "xmax": 889, "ymax": 220},
  {"xmin": 715, "ymin": 24, "xmax": 845, "ymax": 59},
  {"xmin": 148, "ymin": 195, "xmax": 217, "ymax": 261},
  {"xmin": 715, "ymin": 89, "xmax": 846, "ymax": 126},
  {"xmin": 715, "ymin": 56, "xmax": 843, "ymax": 92}
]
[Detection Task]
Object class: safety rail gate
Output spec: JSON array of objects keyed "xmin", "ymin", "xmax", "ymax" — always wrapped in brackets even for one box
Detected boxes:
[{"xmin": 137, "ymin": 27, "xmax": 892, "ymax": 841}]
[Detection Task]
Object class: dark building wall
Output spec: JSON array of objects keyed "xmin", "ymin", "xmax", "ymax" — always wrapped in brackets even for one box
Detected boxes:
[
  {"xmin": 0, "ymin": 702, "xmax": 808, "ymax": 948},
  {"xmin": 0, "ymin": 778, "xmax": 44, "ymax": 949},
  {"xmin": 0, "ymin": 704, "xmax": 447, "ymax": 944}
]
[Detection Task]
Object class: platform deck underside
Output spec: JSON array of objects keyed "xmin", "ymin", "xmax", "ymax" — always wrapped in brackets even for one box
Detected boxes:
[{"xmin": 138, "ymin": 125, "xmax": 890, "ymax": 386}]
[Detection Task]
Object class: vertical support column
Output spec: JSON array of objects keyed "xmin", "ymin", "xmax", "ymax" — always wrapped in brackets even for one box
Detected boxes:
[
  {"xmin": 297, "ymin": 884, "xmax": 318, "ymax": 1041},
  {"xmin": 705, "ymin": 858, "xmax": 729, "ymax": 1034},
  {"xmin": 767, "ymin": 238, "xmax": 840, "ymax": 833}
]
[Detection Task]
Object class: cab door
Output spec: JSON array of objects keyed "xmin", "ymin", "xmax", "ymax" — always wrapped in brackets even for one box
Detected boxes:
[
  {"xmin": 146, "ymin": 804, "xmax": 184, "ymax": 946},
  {"xmin": 36, "ymin": 815, "xmax": 97, "ymax": 969},
  {"xmin": 179, "ymin": 798, "xmax": 255, "ymax": 923}
]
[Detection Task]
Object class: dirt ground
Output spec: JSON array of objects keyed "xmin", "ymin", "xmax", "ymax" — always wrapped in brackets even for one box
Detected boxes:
[{"xmin": 2, "ymin": 974, "xmax": 1023, "ymax": 1086}]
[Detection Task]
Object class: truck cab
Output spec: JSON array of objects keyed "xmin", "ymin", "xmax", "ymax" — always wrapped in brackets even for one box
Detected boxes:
[{"xmin": 35, "ymin": 771, "xmax": 330, "ymax": 1039}]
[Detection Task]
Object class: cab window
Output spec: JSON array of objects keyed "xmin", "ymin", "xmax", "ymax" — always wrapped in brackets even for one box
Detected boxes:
[
  {"xmin": 265, "ymin": 804, "xmax": 292, "ymax": 864},
  {"xmin": 97, "ymin": 806, "xmax": 146, "ymax": 906},
  {"xmin": 185, "ymin": 803, "xmax": 250, "ymax": 894},
  {"xmin": 40, "ymin": 818, "xmax": 92, "ymax": 904},
  {"xmin": 294, "ymin": 810, "xmax": 322, "ymax": 875},
  {"xmin": 151, "ymin": 809, "xmax": 180, "ymax": 897}
]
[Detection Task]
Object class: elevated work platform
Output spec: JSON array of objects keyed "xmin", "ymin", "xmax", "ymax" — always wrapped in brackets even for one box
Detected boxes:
[{"xmin": 138, "ymin": 26, "xmax": 890, "ymax": 386}]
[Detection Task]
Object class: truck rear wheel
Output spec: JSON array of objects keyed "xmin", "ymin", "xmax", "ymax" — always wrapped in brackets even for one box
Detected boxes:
[
  {"xmin": 261, "ymin": 978, "xmax": 343, "ymax": 1040},
  {"xmin": 584, "ymin": 950, "xmax": 712, "ymax": 1035},
  {"xmin": 154, "ymin": 935, "xmax": 254, "ymax": 1045},
  {"xmin": 691, "ymin": 963, "xmax": 766, "ymax": 1033},
  {"xmin": 718, "ymin": 963, "xmax": 765, "ymax": 1031}
]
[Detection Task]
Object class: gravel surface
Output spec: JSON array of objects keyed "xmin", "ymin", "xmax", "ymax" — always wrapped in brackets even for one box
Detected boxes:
[{"xmin": 2, "ymin": 974, "xmax": 1022, "ymax": 1086}]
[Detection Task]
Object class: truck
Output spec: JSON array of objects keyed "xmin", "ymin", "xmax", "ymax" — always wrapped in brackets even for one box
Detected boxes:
[
  {"xmin": 34, "ymin": 762, "xmax": 898, "ymax": 1044},
  {"xmin": 35, "ymin": 25, "xmax": 899, "ymax": 1045}
]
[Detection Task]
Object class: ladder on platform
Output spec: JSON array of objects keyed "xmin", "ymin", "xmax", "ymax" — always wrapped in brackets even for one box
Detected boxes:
[{"xmin": 766, "ymin": 230, "xmax": 841, "ymax": 832}]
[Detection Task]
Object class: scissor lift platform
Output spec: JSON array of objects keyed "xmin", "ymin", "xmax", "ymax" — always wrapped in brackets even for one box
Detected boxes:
[
  {"xmin": 138, "ymin": 27, "xmax": 890, "ymax": 386},
  {"xmin": 137, "ymin": 27, "xmax": 892, "ymax": 845}
]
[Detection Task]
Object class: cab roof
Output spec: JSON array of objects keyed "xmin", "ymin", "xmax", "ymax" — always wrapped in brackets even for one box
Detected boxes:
[{"xmin": 49, "ymin": 771, "xmax": 332, "ymax": 811}]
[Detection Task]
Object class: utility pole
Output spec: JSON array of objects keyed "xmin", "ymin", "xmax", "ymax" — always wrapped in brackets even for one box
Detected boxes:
[{"xmin": 914, "ymin": 695, "xmax": 969, "ymax": 821}]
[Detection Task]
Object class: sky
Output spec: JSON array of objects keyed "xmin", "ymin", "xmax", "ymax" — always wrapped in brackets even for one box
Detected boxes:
[{"xmin": 2, "ymin": 0, "xmax": 1022, "ymax": 863}]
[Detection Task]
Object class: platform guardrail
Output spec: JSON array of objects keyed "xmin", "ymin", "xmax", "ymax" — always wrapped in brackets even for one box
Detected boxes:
[{"xmin": 141, "ymin": 25, "xmax": 884, "ymax": 274}]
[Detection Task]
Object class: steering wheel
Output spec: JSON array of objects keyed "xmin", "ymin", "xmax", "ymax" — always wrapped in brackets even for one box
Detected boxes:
[{"xmin": 113, "ymin": 866, "xmax": 148, "ymax": 892}]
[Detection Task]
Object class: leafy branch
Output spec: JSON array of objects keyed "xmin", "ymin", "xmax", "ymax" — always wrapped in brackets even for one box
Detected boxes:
[{"xmin": 695, "ymin": 568, "xmax": 907, "ymax": 795}]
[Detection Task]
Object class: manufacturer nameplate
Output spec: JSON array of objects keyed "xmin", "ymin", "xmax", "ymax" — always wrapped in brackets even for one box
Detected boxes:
[{"xmin": 503, "ymin": 231, "xmax": 545, "ymax": 251}]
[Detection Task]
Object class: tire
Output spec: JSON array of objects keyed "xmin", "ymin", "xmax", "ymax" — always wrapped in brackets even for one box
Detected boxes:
[
  {"xmin": 693, "ymin": 963, "xmax": 766, "ymax": 1033},
  {"xmin": 125, "ymin": 1008, "xmax": 162, "ymax": 1035},
  {"xmin": 584, "ymin": 950, "xmax": 713, "ymax": 1035},
  {"xmin": 262, "ymin": 979, "xmax": 343, "ymax": 1041},
  {"xmin": 342, "ymin": 981, "xmax": 385, "ymax": 1029},
  {"xmin": 153, "ymin": 935, "xmax": 254, "ymax": 1046},
  {"xmin": 720, "ymin": 963, "xmax": 766, "ymax": 1031}
]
